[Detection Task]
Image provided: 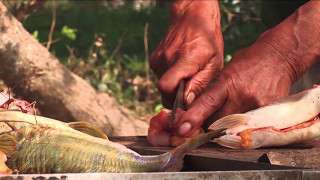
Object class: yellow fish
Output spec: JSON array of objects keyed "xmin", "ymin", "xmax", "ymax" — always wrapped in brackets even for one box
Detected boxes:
[{"xmin": 0, "ymin": 111, "xmax": 222, "ymax": 174}]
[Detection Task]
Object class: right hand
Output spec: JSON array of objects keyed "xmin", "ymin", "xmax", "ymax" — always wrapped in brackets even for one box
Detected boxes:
[{"xmin": 150, "ymin": 1, "xmax": 224, "ymax": 109}]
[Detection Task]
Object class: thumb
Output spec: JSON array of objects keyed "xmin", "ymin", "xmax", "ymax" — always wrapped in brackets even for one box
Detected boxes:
[{"xmin": 177, "ymin": 82, "xmax": 228, "ymax": 136}]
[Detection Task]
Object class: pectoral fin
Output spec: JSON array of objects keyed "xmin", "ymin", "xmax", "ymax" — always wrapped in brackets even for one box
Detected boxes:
[
  {"xmin": 0, "ymin": 134, "xmax": 18, "ymax": 157},
  {"xmin": 208, "ymin": 114, "xmax": 249, "ymax": 130},
  {"xmin": 68, "ymin": 122, "xmax": 108, "ymax": 140},
  {"xmin": 214, "ymin": 135, "xmax": 242, "ymax": 149}
]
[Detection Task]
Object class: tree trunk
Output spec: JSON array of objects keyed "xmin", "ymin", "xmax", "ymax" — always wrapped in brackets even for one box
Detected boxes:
[{"xmin": 0, "ymin": 2, "xmax": 148, "ymax": 136}]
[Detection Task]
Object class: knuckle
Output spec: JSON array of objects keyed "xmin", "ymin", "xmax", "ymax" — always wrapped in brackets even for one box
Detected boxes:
[
  {"xmin": 198, "ymin": 93, "xmax": 220, "ymax": 110},
  {"xmin": 192, "ymin": 78, "xmax": 209, "ymax": 94},
  {"xmin": 157, "ymin": 79, "xmax": 167, "ymax": 93},
  {"xmin": 187, "ymin": 113, "xmax": 203, "ymax": 127},
  {"xmin": 163, "ymin": 49, "xmax": 175, "ymax": 63},
  {"xmin": 150, "ymin": 51, "xmax": 161, "ymax": 70}
]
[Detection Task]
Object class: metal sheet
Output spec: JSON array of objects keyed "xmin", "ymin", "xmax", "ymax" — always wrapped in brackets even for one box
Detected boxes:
[
  {"xmin": 0, "ymin": 171, "xmax": 304, "ymax": 180},
  {"xmin": 302, "ymin": 171, "xmax": 320, "ymax": 180}
]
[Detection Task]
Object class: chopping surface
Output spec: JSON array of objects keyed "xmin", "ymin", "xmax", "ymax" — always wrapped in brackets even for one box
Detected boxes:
[{"xmin": 110, "ymin": 136, "xmax": 320, "ymax": 170}]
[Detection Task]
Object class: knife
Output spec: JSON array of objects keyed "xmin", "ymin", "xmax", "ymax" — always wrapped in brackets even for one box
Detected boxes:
[{"xmin": 170, "ymin": 79, "xmax": 186, "ymax": 128}]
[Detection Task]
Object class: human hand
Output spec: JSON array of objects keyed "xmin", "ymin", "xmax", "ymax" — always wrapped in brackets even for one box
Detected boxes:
[
  {"xmin": 176, "ymin": 1, "xmax": 320, "ymax": 136},
  {"xmin": 150, "ymin": 0, "xmax": 224, "ymax": 109},
  {"xmin": 177, "ymin": 45, "xmax": 294, "ymax": 136}
]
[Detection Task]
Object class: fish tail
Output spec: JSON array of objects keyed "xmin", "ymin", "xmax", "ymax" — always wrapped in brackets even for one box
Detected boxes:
[
  {"xmin": 163, "ymin": 129, "xmax": 224, "ymax": 171},
  {"xmin": 208, "ymin": 114, "xmax": 249, "ymax": 130}
]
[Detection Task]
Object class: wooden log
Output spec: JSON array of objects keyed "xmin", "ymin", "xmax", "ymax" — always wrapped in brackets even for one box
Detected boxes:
[{"xmin": 0, "ymin": 2, "xmax": 148, "ymax": 136}]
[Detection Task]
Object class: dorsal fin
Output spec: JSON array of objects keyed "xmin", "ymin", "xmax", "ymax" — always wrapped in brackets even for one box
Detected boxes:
[
  {"xmin": 0, "ymin": 134, "xmax": 18, "ymax": 157},
  {"xmin": 68, "ymin": 122, "xmax": 108, "ymax": 140}
]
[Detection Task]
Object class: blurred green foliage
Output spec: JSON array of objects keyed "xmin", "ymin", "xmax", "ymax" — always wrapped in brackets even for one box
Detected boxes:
[{"xmin": 5, "ymin": 0, "xmax": 268, "ymax": 117}]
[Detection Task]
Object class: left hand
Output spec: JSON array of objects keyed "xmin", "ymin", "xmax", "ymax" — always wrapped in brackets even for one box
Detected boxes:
[
  {"xmin": 176, "ymin": 43, "xmax": 294, "ymax": 136},
  {"xmin": 176, "ymin": 0, "xmax": 320, "ymax": 136}
]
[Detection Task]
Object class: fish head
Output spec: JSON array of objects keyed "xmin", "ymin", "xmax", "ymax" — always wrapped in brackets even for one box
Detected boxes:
[
  {"xmin": 0, "ymin": 111, "xmax": 37, "ymax": 134},
  {"xmin": 0, "ymin": 122, "xmax": 13, "ymax": 134}
]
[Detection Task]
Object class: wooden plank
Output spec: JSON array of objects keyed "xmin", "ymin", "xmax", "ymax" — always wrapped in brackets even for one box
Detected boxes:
[
  {"xmin": 267, "ymin": 148, "xmax": 320, "ymax": 169},
  {"xmin": 110, "ymin": 136, "xmax": 320, "ymax": 169}
]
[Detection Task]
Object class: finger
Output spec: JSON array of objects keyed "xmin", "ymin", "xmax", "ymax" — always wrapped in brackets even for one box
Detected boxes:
[
  {"xmin": 177, "ymin": 81, "xmax": 228, "ymax": 136},
  {"xmin": 157, "ymin": 44, "xmax": 215, "ymax": 108},
  {"xmin": 157, "ymin": 59, "xmax": 200, "ymax": 108},
  {"xmin": 149, "ymin": 48, "xmax": 172, "ymax": 78},
  {"xmin": 157, "ymin": 39, "xmax": 215, "ymax": 108},
  {"xmin": 185, "ymin": 58, "xmax": 223, "ymax": 106},
  {"xmin": 149, "ymin": 33, "xmax": 182, "ymax": 78}
]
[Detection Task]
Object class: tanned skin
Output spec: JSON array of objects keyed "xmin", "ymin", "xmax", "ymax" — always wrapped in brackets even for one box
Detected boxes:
[{"xmin": 149, "ymin": 1, "xmax": 320, "ymax": 145}]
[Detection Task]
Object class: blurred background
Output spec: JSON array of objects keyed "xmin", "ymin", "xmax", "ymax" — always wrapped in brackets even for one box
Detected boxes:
[{"xmin": 2, "ymin": 0, "xmax": 266, "ymax": 119}]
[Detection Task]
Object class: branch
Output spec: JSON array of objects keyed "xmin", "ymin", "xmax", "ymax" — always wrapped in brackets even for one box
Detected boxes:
[
  {"xmin": 46, "ymin": 0, "xmax": 56, "ymax": 50},
  {"xmin": 15, "ymin": 0, "xmax": 48, "ymax": 22},
  {"xmin": 0, "ymin": 2, "xmax": 148, "ymax": 136},
  {"xmin": 109, "ymin": 28, "xmax": 128, "ymax": 61},
  {"xmin": 144, "ymin": 22, "xmax": 150, "ymax": 101}
]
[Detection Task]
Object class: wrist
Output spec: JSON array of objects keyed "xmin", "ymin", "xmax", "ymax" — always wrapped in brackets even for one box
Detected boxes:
[{"xmin": 170, "ymin": 0, "xmax": 220, "ymax": 20}]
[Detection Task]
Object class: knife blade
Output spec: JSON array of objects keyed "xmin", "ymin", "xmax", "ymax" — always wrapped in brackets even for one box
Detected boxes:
[{"xmin": 170, "ymin": 79, "xmax": 186, "ymax": 128}]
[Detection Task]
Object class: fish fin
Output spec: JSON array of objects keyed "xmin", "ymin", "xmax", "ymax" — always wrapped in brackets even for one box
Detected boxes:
[
  {"xmin": 0, "ymin": 150, "xmax": 12, "ymax": 174},
  {"xmin": 0, "ymin": 134, "xmax": 18, "ymax": 157},
  {"xmin": 163, "ymin": 129, "xmax": 225, "ymax": 171},
  {"xmin": 208, "ymin": 114, "xmax": 249, "ymax": 130},
  {"xmin": 68, "ymin": 122, "xmax": 109, "ymax": 140},
  {"xmin": 214, "ymin": 135, "xmax": 243, "ymax": 149}
]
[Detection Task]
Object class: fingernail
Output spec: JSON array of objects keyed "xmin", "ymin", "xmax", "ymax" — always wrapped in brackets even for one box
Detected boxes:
[
  {"xmin": 179, "ymin": 122, "xmax": 192, "ymax": 136},
  {"xmin": 186, "ymin": 92, "xmax": 195, "ymax": 106}
]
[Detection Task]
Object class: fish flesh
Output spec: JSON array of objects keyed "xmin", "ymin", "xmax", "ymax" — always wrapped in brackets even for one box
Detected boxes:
[
  {"xmin": 148, "ymin": 109, "xmax": 203, "ymax": 147},
  {"xmin": 0, "ymin": 111, "xmax": 222, "ymax": 174},
  {"xmin": 209, "ymin": 85, "xmax": 320, "ymax": 149}
]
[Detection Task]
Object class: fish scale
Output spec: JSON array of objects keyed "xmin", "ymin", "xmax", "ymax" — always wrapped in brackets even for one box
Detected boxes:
[
  {"xmin": 6, "ymin": 128, "xmax": 174, "ymax": 173},
  {"xmin": 0, "ymin": 111, "xmax": 223, "ymax": 173}
]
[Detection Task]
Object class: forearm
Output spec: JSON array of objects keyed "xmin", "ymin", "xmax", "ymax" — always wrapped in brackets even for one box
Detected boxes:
[
  {"xmin": 255, "ymin": 1, "xmax": 320, "ymax": 83},
  {"xmin": 170, "ymin": 0, "xmax": 220, "ymax": 23}
]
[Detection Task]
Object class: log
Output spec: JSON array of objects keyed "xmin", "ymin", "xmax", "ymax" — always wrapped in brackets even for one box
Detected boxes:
[{"xmin": 0, "ymin": 2, "xmax": 148, "ymax": 136}]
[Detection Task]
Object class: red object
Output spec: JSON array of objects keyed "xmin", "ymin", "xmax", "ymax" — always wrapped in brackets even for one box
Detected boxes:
[
  {"xmin": 148, "ymin": 109, "xmax": 203, "ymax": 147},
  {"xmin": 0, "ymin": 93, "xmax": 34, "ymax": 114}
]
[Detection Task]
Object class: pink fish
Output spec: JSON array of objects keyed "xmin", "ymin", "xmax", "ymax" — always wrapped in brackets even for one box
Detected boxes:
[{"xmin": 209, "ymin": 85, "xmax": 320, "ymax": 149}]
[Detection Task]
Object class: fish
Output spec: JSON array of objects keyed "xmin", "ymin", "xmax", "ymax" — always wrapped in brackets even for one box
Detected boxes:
[
  {"xmin": 0, "ymin": 111, "xmax": 223, "ymax": 174},
  {"xmin": 148, "ymin": 109, "xmax": 204, "ymax": 147},
  {"xmin": 209, "ymin": 85, "xmax": 320, "ymax": 149}
]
